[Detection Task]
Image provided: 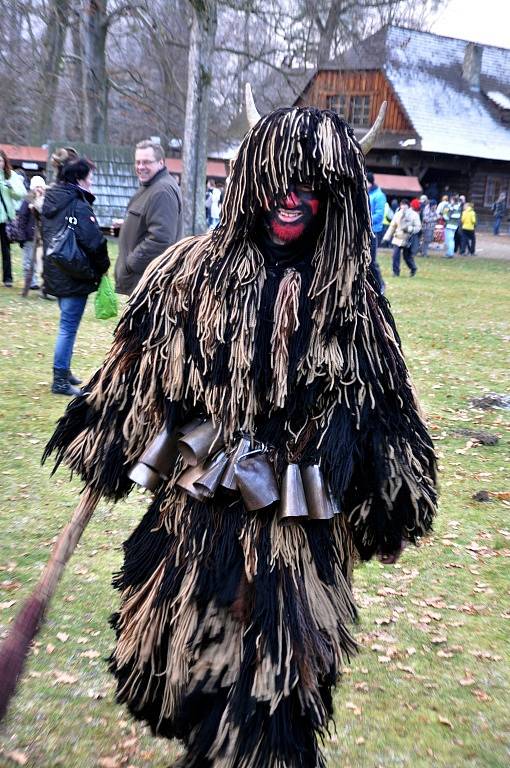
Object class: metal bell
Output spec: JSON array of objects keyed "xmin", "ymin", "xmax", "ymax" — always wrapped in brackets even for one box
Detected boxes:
[
  {"xmin": 194, "ymin": 450, "xmax": 230, "ymax": 498},
  {"xmin": 128, "ymin": 461, "xmax": 161, "ymax": 491},
  {"xmin": 220, "ymin": 437, "xmax": 251, "ymax": 491},
  {"xmin": 176, "ymin": 462, "xmax": 209, "ymax": 501},
  {"xmin": 301, "ymin": 465, "xmax": 335, "ymax": 520},
  {"xmin": 234, "ymin": 450, "xmax": 280, "ymax": 511},
  {"xmin": 177, "ymin": 419, "xmax": 223, "ymax": 467},
  {"xmin": 138, "ymin": 427, "xmax": 175, "ymax": 478},
  {"xmin": 278, "ymin": 463, "xmax": 309, "ymax": 524}
]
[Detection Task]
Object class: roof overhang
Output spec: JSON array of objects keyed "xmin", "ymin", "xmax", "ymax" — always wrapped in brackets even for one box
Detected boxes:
[{"xmin": 374, "ymin": 173, "xmax": 422, "ymax": 195}]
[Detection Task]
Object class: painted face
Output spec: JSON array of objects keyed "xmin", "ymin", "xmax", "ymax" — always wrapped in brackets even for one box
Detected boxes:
[{"xmin": 264, "ymin": 183, "xmax": 321, "ymax": 244}]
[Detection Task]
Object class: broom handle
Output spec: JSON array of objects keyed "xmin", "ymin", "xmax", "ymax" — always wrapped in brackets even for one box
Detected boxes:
[
  {"xmin": 0, "ymin": 486, "xmax": 102, "ymax": 723},
  {"xmin": 38, "ymin": 486, "xmax": 102, "ymax": 601}
]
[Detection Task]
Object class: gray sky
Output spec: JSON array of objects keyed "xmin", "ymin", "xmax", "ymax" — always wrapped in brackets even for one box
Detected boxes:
[{"xmin": 430, "ymin": 0, "xmax": 509, "ymax": 48}]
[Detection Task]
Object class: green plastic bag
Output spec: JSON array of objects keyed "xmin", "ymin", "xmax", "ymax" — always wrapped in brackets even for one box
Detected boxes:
[{"xmin": 95, "ymin": 275, "xmax": 118, "ymax": 320}]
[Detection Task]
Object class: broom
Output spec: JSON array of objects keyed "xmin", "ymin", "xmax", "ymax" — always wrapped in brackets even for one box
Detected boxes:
[{"xmin": 0, "ymin": 486, "xmax": 101, "ymax": 722}]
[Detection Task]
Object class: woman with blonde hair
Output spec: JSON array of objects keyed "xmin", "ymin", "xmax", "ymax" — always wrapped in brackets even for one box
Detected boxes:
[{"xmin": 0, "ymin": 149, "xmax": 27, "ymax": 286}]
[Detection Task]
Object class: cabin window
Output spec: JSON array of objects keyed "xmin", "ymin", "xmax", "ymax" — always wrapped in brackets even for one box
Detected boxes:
[
  {"xmin": 326, "ymin": 94, "xmax": 371, "ymax": 126},
  {"xmin": 350, "ymin": 95, "xmax": 371, "ymax": 126},
  {"xmin": 326, "ymin": 94, "xmax": 347, "ymax": 116},
  {"xmin": 484, "ymin": 176, "xmax": 509, "ymax": 207}
]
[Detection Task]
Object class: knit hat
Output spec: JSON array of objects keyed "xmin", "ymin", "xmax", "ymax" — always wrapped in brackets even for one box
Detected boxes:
[
  {"xmin": 30, "ymin": 175, "xmax": 46, "ymax": 190},
  {"xmin": 410, "ymin": 198, "xmax": 421, "ymax": 211}
]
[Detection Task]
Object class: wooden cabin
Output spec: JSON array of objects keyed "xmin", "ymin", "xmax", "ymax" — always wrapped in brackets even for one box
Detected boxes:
[{"xmin": 296, "ymin": 26, "xmax": 510, "ymax": 222}]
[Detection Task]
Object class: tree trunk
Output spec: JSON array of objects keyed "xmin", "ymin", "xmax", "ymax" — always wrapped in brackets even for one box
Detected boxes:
[
  {"xmin": 82, "ymin": 0, "xmax": 108, "ymax": 143},
  {"xmin": 181, "ymin": 0, "xmax": 218, "ymax": 236},
  {"xmin": 34, "ymin": 0, "xmax": 70, "ymax": 144},
  {"xmin": 316, "ymin": 0, "xmax": 343, "ymax": 67}
]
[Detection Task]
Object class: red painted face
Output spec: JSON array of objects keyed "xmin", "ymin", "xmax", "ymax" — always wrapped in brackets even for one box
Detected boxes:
[{"xmin": 265, "ymin": 183, "xmax": 321, "ymax": 244}]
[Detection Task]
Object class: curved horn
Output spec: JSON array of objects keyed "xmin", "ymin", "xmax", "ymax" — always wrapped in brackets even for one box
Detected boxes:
[
  {"xmin": 245, "ymin": 83, "xmax": 261, "ymax": 129},
  {"xmin": 359, "ymin": 100, "xmax": 387, "ymax": 154}
]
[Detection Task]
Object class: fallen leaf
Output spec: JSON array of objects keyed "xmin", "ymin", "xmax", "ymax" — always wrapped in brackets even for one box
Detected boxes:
[
  {"xmin": 0, "ymin": 580, "xmax": 21, "ymax": 592},
  {"xmin": 459, "ymin": 672, "xmax": 475, "ymax": 687},
  {"xmin": 53, "ymin": 670, "xmax": 78, "ymax": 685},
  {"xmin": 98, "ymin": 758, "xmax": 120, "ymax": 768},
  {"xmin": 5, "ymin": 750, "xmax": 28, "ymax": 765},
  {"xmin": 438, "ymin": 715, "xmax": 453, "ymax": 728},
  {"xmin": 0, "ymin": 600, "xmax": 16, "ymax": 610},
  {"xmin": 80, "ymin": 649, "xmax": 100, "ymax": 659},
  {"xmin": 473, "ymin": 689, "xmax": 491, "ymax": 702},
  {"xmin": 345, "ymin": 701, "xmax": 362, "ymax": 715},
  {"xmin": 46, "ymin": 644, "xmax": 55, "ymax": 654},
  {"xmin": 87, "ymin": 689, "xmax": 107, "ymax": 699},
  {"xmin": 355, "ymin": 736, "xmax": 366, "ymax": 745},
  {"xmin": 56, "ymin": 632, "xmax": 69, "ymax": 643}
]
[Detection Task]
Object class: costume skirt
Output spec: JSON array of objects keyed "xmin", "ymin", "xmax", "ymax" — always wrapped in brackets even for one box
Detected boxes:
[{"xmin": 110, "ymin": 479, "xmax": 357, "ymax": 768}]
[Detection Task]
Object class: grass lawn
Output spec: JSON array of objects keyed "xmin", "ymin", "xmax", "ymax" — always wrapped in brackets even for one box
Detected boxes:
[{"xmin": 0, "ymin": 245, "xmax": 509, "ymax": 767}]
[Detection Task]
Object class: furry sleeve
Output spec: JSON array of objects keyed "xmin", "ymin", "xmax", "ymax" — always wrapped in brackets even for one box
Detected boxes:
[
  {"xmin": 342, "ymin": 289, "xmax": 438, "ymax": 560},
  {"xmin": 43, "ymin": 236, "xmax": 202, "ymax": 501}
]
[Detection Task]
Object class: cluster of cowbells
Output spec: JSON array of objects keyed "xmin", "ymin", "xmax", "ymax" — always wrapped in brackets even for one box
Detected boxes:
[{"xmin": 128, "ymin": 419, "xmax": 340, "ymax": 523}]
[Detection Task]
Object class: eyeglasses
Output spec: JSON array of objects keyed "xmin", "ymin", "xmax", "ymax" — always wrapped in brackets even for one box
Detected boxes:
[{"xmin": 135, "ymin": 159, "xmax": 159, "ymax": 167}]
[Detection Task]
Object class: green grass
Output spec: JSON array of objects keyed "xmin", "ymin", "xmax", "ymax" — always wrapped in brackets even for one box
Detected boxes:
[{"xmin": 1, "ymin": 246, "xmax": 509, "ymax": 767}]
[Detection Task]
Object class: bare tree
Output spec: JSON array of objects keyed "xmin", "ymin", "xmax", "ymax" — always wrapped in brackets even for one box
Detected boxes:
[
  {"xmin": 34, "ymin": 0, "xmax": 71, "ymax": 143},
  {"xmin": 181, "ymin": 0, "xmax": 217, "ymax": 235}
]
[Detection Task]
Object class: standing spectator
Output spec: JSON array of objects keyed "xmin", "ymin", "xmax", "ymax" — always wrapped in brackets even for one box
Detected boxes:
[
  {"xmin": 407, "ymin": 199, "xmax": 423, "ymax": 263},
  {"xmin": 460, "ymin": 202, "xmax": 477, "ymax": 255},
  {"xmin": 436, "ymin": 194, "xmax": 449, "ymax": 220},
  {"xmin": 381, "ymin": 199, "xmax": 394, "ymax": 240},
  {"xmin": 42, "ymin": 157, "xmax": 110, "ymax": 396},
  {"xmin": 18, "ymin": 176, "xmax": 46, "ymax": 296},
  {"xmin": 208, "ymin": 178, "xmax": 222, "ymax": 229},
  {"xmin": 50, "ymin": 147, "xmax": 78, "ymax": 183},
  {"xmin": 382, "ymin": 198, "xmax": 421, "ymax": 277},
  {"xmin": 0, "ymin": 150, "xmax": 27, "ymax": 286},
  {"xmin": 492, "ymin": 192, "xmax": 507, "ymax": 236},
  {"xmin": 442, "ymin": 195, "xmax": 462, "ymax": 258},
  {"xmin": 421, "ymin": 198, "xmax": 438, "ymax": 258},
  {"xmin": 115, "ymin": 139, "xmax": 182, "ymax": 296},
  {"xmin": 454, "ymin": 195, "xmax": 466, "ymax": 253},
  {"xmin": 205, "ymin": 181, "xmax": 213, "ymax": 228},
  {"xmin": 366, "ymin": 170, "xmax": 386, "ymax": 293}
]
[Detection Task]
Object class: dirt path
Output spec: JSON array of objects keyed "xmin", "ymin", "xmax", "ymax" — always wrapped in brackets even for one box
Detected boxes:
[{"xmin": 471, "ymin": 231, "xmax": 510, "ymax": 260}]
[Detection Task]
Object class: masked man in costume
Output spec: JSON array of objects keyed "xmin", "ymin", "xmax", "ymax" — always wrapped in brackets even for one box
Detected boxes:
[{"xmin": 44, "ymin": 92, "xmax": 437, "ymax": 768}]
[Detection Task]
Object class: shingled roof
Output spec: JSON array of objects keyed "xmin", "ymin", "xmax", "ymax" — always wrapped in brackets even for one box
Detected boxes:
[{"xmin": 326, "ymin": 26, "xmax": 510, "ymax": 162}]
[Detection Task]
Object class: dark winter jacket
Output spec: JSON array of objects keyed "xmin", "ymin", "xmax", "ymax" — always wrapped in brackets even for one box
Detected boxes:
[
  {"xmin": 115, "ymin": 167, "xmax": 182, "ymax": 296},
  {"xmin": 17, "ymin": 198, "xmax": 37, "ymax": 242},
  {"xmin": 492, "ymin": 199, "xmax": 506, "ymax": 218},
  {"xmin": 42, "ymin": 183, "xmax": 110, "ymax": 298}
]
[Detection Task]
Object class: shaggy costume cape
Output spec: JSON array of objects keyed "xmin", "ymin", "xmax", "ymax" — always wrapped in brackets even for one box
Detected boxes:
[{"xmin": 44, "ymin": 108, "xmax": 437, "ymax": 767}]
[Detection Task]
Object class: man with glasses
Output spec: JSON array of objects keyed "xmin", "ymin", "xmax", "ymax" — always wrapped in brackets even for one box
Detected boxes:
[{"xmin": 115, "ymin": 139, "xmax": 182, "ymax": 295}]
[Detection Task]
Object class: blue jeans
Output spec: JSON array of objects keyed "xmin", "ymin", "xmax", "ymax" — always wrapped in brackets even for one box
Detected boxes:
[
  {"xmin": 392, "ymin": 245, "xmax": 417, "ymax": 276},
  {"xmin": 493, "ymin": 216, "xmax": 502, "ymax": 235},
  {"xmin": 54, "ymin": 295, "xmax": 88, "ymax": 370},
  {"xmin": 370, "ymin": 234, "xmax": 385, "ymax": 293},
  {"xmin": 444, "ymin": 228, "xmax": 456, "ymax": 256}
]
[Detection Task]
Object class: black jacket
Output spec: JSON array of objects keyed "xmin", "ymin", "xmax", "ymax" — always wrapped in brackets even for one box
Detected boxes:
[
  {"xmin": 42, "ymin": 183, "xmax": 110, "ymax": 297},
  {"xmin": 17, "ymin": 199, "xmax": 35, "ymax": 242}
]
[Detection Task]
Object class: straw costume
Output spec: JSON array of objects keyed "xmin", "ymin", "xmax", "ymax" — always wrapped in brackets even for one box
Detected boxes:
[{"xmin": 44, "ymin": 102, "xmax": 437, "ymax": 767}]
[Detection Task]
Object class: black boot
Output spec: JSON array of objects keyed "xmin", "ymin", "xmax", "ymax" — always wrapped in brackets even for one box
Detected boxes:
[
  {"xmin": 68, "ymin": 371, "xmax": 82, "ymax": 385},
  {"xmin": 51, "ymin": 368, "xmax": 81, "ymax": 396}
]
